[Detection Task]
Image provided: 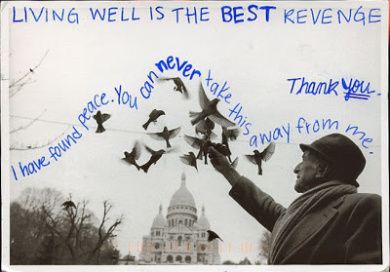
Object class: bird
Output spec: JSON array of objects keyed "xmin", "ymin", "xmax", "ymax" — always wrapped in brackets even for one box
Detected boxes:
[
  {"xmin": 29, "ymin": 68, "xmax": 34, "ymax": 73},
  {"xmin": 231, "ymin": 157, "xmax": 239, "ymax": 169},
  {"xmin": 189, "ymin": 83, "xmax": 235, "ymax": 127},
  {"xmin": 195, "ymin": 118, "xmax": 217, "ymax": 140},
  {"xmin": 158, "ymin": 77, "xmax": 189, "ymax": 99},
  {"xmin": 184, "ymin": 134, "xmax": 209, "ymax": 164},
  {"xmin": 245, "ymin": 142, "xmax": 276, "ymax": 175},
  {"xmin": 221, "ymin": 126, "xmax": 240, "ymax": 162},
  {"xmin": 180, "ymin": 152, "xmax": 198, "ymax": 171},
  {"xmin": 93, "ymin": 111, "xmax": 111, "ymax": 133},
  {"xmin": 147, "ymin": 126, "xmax": 181, "ymax": 148},
  {"xmin": 140, "ymin": 145, "xmax": 168, "ymax": 173},
  {"xmin": 122, "ymin": 141, "xmax": 141, "ymax": 170},
  {"xmin": 142, "ymin": 109, "xmax": 166, "ymax": 130},
  {"xmin": 207, "ymin": 230, "xmax": 223, "ymax": 242},
  {"xmin": 62, "ymin": 200, "xmax": 76, "ymax": 210}
]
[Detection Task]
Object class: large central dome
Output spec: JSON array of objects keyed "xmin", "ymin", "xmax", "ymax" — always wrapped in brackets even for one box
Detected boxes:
[{"xmin": 169, "ymin": 178, "xmax": 196, "ymax": 208}]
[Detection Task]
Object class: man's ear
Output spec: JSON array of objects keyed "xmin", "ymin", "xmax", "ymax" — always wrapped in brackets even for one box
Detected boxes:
[{"xmin": 315, "ymin": 163, "xmax": 329, "ymax": 179}]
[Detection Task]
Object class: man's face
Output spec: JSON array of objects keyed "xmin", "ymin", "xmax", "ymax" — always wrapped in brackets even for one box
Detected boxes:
[{"xmin": 293, "ymin": 151, "xmax": 320, "ymax": 193}]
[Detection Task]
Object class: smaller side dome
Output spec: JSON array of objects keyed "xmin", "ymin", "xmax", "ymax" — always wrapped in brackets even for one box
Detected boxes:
[
  {"xmin": 152, "ymin": 204, "xmax": 166, "ymax": 228},
  {"xmin": 197, "ymin": 205, "xmax": 210, "ymax": 230}
]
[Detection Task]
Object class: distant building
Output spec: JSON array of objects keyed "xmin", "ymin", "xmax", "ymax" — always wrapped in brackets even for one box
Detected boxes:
[{"xmin": 139, "ymin": 175, "xmax": 220, "ymax": 264}]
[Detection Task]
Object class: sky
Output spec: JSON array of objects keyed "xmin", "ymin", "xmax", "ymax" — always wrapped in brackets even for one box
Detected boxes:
[{"xmin": 3, "ymin": 1, "xmax": 387, "ymax": 264}]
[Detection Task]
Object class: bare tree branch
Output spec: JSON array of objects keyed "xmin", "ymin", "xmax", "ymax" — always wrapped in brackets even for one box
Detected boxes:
[
  {"xmin": 10, "ymin": 126, "xmax": 70, "ymax": 151},
  {"xmin": 10, "ymin": 109, "xmax": 47, "ymax": 133},
  {"xmin": 10, "ymin": 50, "xmax": 49, "ymax": 89}
]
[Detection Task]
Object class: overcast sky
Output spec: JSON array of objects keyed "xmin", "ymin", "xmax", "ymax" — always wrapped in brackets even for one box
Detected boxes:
[{"xmin": 5, "ymin": 1, "xmax": 386, "ymax": 264}]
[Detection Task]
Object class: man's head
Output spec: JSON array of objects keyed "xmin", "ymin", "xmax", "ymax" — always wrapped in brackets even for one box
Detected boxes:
[{"xmin": 294, "ymin": 133, "xmax": 366, "ymax": 193}]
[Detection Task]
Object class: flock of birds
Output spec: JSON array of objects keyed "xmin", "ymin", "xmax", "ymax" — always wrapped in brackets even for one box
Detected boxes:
[
  {"xmin": 90, "ymin": 77, "xmax": 276, "ymax": 242},
  {"xmin": 92, "ymin": 77, "xmax": 275, "ymax": 175}
]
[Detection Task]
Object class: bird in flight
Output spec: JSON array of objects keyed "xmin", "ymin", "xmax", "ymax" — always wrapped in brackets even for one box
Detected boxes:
[
  {"xmin": 140, "ymin": 145, "xmax": 172, "ymax": 173},
  {"xmin": 142, "ymin": 109, "xmax": 165, "ymax": 130},
  {"xmin": 245, "ymin": 142, "xmax": 276, "ymax": 175},
  {"xmin": 221, "ymin": 126, "xmax": 240, "ymax": 163},
  {"xmin": 180, "ymin": 152, "xmax": 198, "ymax": 172},
  {"xmin": 231, "ymin": 157, "xmax": 239, "ymax": 169},
  {"xmin": 207, "ymin": 230, "xmax": 223, "ymax": 242},
  {"xmin": 93, "ymin": 110, "xmax": 111, "ymax": 133},
  {"xmin": 195, "ymin": 118, "xmax": 217, "ymax": 140},
  {"xmin": 189, "ymin": 83, "xmax": 235, "ymax": 127},
  {"xmin": 147, "ymin": 126, "xmax": 181, "ymax": 148},
  {"xmin": 62, "ymin": 200, "xmax": 76, "ymax": 210},
  {"xmin": 184, "ymin": 134, "xmax": 210, "ymax": 164},
  {"xmin": 158, "ymin": 77, "xmax": 190, "ymax": 99},
  {"xmin": 122, "ymin": 141, "xmax": 141, "ymax": 170}
]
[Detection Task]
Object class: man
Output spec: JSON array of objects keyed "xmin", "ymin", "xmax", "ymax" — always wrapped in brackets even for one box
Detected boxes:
[{"xmin": 208, "ymin": 133, "xmax": 382, "ymax": 264}]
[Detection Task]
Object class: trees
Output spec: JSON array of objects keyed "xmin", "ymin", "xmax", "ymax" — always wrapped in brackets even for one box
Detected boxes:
[
  {"xmin": 257, "ymin": 230, "xmax": 272, "ymax": 264},
  {"xmin": 10, "ymin": 187, "xmax": 122, "ymax": 265}
]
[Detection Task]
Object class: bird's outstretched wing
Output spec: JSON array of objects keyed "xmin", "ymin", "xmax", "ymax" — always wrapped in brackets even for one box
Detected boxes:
[
  {"xmin": 223, "ymin": 126, "xmax": 240, "ymax": 141},
  {"xmin": 261, "ymin": 142, "xmax": 275, "ymax": 161},
  {"xmin": 180, "ymin": 82, "xmax": 190, "ymax": 99},
  {"xmin": 168, "ymin": 127, "xmax": 181, "ymax": 139},
  {"xmin": 198, "ymin": 83, "xmax": 211, "ymax": 110},
  {"xmin": 245, "ymin": 154, "xmax": 257, "ymax": 165},
  {"xmin": 208, "ymin": 111, "xmax": 235, "ymax": 128},
  {"xmin": 144, "ymin": 145, "xmax": 156, "ymax": 154},
  {"xmin": 100, "ymin": 113, "xmax": 111, "ymax": 123},
  {"xmin": 180, "ymin": 154, "xmax": 192, "ymax": 165},
  {"xmin": 207, "ymin": 230, "xmax": 223, "ymax": 242},
  {"xmin": 147, "ymin": 132, "xmax": 165, "ymax": 141},
  {"xmin": 184, "ymin": 135, "xmax": 203, "ymax": 149},
  {"xmin": 131, "ymin": 141, "xmax": 141, "ymax": 160}
]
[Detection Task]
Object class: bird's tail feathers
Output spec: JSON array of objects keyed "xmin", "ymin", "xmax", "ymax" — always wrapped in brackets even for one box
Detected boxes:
[
  {"xmin": 142, "ymin": 121, "xmax": 150, "ymax": 130},
  {"xmin": 189, "ymin": 111, "xmax": 200, "ymax": 118},
  {"xmin": 96, "ymin": 125, "xmax": 105, "ymax": 133},
  {"xmin": 140, "ymin": 164, "xmax": 149, "ymax": 173}
]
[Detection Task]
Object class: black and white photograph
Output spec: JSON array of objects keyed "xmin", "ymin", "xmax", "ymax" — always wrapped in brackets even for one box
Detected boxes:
[{"xmin": 1, "ymin": 1, "xmax": 389, "ymax": 271}]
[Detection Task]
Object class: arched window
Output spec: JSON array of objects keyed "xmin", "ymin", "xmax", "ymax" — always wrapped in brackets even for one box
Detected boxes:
[
  {"xmin": 176, "ymin": 255, "xmax": 182, "ymax": 263},
  {"xmin": 185, "ymin": 219, "xmax": 188, "ymax": 226},
  {"xmin": 201, "ymin": 232, "xmax": 205, "ymax": 238},
  {"xmin": 178, "ymin": 236, "xmax": 182, "ymax": 246},
  {"xmin": 167, "ymin": 255, "xmax": 173, "ymax": 263},
  {"xmin": 185, "ymin": 256, "xmax": 191, "ymax": 263}
]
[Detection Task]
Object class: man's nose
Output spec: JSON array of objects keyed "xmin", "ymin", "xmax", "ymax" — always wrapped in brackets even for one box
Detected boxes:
[{"xmin": 294, "ymin": 163, "xmax": 301, "ymax": 173}]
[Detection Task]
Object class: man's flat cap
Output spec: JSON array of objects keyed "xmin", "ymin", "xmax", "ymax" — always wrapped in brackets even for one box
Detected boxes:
[{"xmin": 300, "ymin": 133, "xmax": 366, "ymax": 187}]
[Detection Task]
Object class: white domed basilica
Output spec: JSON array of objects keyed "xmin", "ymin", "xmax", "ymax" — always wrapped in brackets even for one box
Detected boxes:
[{"xmin": 139, "ymin": 174, "xmax": 220, "ymax": 264}]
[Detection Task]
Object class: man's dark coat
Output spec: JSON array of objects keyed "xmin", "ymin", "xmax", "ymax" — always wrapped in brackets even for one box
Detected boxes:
[{"xmin": 229, "ymin": 177, "xmax": 382, "ymax": 264}]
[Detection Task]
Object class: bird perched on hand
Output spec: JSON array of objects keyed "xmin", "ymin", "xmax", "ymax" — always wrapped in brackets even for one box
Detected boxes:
[
  {"xmin": 93, "ymin": 110, "xmax": 111, "ymax": 133},
  {"xmin": 142, "ymin": 109, "xmax": 165, "ymax": 130},
  {"xmin": 221, "ymin": 126, "xmax": 240, "ymax": 163},
  {"xmin": 140, "ymin": 145, "xmax": 170, "ymax": 173},
  {"xmin": 189, "ymin": 83, "xmax": 235, "ymax": 127},
  {"xmin": 207, "ymin": 230, "xmax": 223, "ymax": 242},
  {"xmin": 231, "ymin": 157, "xmax": 239, "ymax": 169},
  {"xmin": 122, "ymin": 141, "xmax": 141, "ymax": 170},
  {"xmin": 158, "ymin": 77, "xmax": 189, "ymax": 99},
  {"xmin": 195, "ymin": 118, "xmax": 217, "ymax": 140},
  {"xmin": 184, "ymin": 134, "xmax": 209, "ymax": 164},
  {"xmin": 180, "ymin": 152, "xmax": 198, "ymax": 172},
  {"xmin": 62, "ymin": 200, "xmax": 76, "ymax": 210},
  {"xmin": 245, "ymin": 142, "xmax": 276, "ymax": 175},
  {"xmin": 147, "ymin": 126, "xmax": 181, "ymax": 148}
]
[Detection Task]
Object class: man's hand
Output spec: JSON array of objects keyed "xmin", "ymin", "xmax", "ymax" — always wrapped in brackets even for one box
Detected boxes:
[
  {"xmin": 208, "ymin": 146, "xmax": 231, "ymax": 174},
  {"xmin": 208, "ymin": 146, "xmax": 241, "ymax": 186}
]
